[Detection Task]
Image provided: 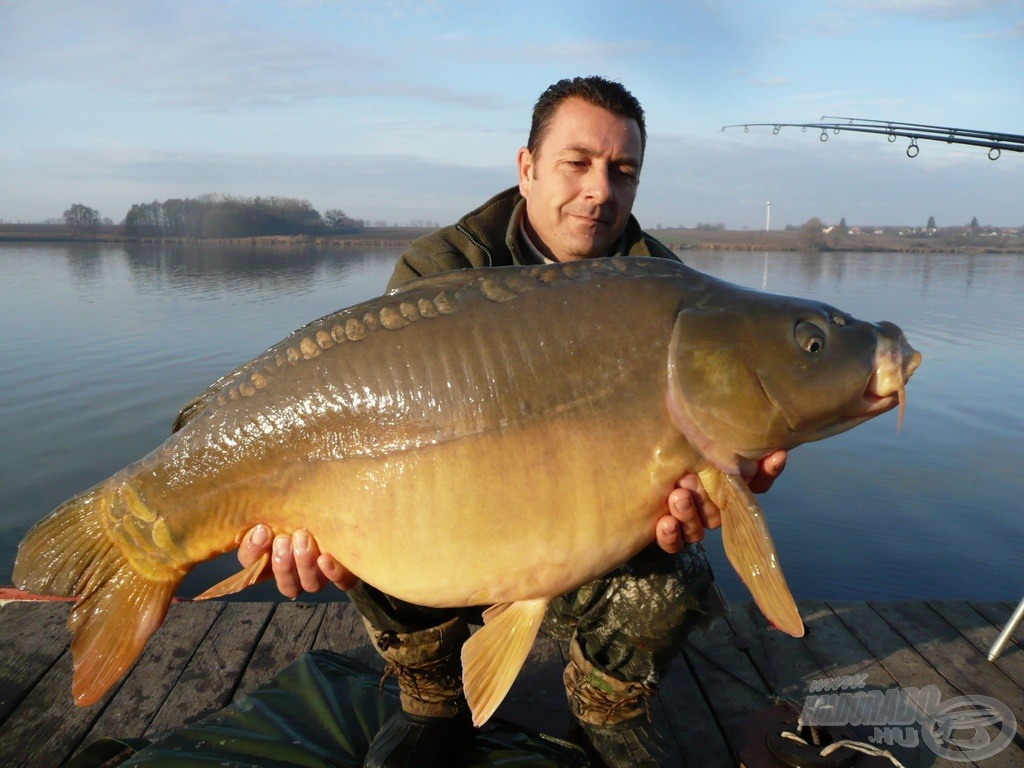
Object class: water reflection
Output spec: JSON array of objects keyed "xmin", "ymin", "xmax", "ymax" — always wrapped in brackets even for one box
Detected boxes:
[
  {"xmin": 63, "ymin": 242, "xmax": 107, "ymax": 283},
  {"xmin": 118, "ymin": 242, "xmax": 360, "ymax": 298}
]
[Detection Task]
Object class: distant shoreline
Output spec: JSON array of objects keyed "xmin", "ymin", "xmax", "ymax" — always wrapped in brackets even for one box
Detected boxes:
[{"xmin": 2, "ymin": 226, "xmax": 1023, "ymax": 254}]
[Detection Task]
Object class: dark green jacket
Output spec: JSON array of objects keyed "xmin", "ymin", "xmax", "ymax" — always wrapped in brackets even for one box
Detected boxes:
[{"xmin": 386, "ymin": 187, "xmax": 679, "ymax": 290}]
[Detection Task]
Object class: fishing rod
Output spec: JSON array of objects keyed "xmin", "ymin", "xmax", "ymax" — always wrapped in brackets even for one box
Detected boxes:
[{"xmin": 721, "ymin": 117, "xmax": 1024, "ymax": 159}]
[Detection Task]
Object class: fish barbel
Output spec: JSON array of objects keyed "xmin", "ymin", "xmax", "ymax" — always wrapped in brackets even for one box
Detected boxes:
[{"xmin": 14, "ymin": 257, "xmax": 921, "ymax": 725}]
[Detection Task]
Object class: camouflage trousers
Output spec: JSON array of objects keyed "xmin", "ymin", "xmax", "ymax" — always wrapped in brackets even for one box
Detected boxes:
[{"xmin": 347, "ymin": 542, "xmax": 722, "ymax": 685}]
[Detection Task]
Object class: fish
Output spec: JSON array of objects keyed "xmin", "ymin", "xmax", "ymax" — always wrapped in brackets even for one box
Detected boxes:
[{"xmin": 13, "ymin": 257, "xmax": 921, "ymax": 725}]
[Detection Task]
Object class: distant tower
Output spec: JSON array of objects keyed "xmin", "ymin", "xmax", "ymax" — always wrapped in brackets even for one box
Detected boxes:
[{"xmin": 766, "ymin": 201, "xmax": 772, "ymax": 232}]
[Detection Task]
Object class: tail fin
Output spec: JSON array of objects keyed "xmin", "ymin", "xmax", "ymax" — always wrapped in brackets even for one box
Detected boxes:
[{"xmin": 13, "ymin": 486, "xmax": 179, "ymax": 706}]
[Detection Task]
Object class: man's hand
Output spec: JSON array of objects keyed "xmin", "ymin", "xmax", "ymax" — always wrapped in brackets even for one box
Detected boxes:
[
  {"xmin": 239, "ymin": 449, "xmax": 788, "ymax": 597},
  {"xmin": 236, "ymin": 525, "xmax": 357, "ymax": 599},
  {"xmin": 655, "ymin": 450, "xmax": 788, "ymax": 554}
]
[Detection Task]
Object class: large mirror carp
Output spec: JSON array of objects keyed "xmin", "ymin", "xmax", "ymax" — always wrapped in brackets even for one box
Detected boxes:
[{"xmin": 14, "ymin": 257, "xmax": 921, "ymax": 725}]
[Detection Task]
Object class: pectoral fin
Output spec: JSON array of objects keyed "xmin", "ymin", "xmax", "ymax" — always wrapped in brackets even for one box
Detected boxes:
[
  {"xmin": 194, "ymin": 553, "xmax": 269, "ymax": 600},
  {"xmin": 461, "ymin": 598, "xmax": 548, "ymax": 726},
  {"xmin": 698, "ymin": 467, "xmax": 804, "ymax": 637}
]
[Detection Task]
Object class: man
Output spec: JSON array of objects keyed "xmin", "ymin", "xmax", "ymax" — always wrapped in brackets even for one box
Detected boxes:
[{"xmin": 239, "ymin": 76, "xmax": 786, "ymax": 768}]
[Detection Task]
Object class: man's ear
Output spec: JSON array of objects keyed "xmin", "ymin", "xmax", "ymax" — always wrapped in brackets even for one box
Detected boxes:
[{"xmin": 517, "ymin": 146, "xmax": 533, "ymax": 198}]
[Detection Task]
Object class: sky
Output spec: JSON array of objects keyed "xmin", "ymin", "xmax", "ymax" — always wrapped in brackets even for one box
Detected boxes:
[{"xmin": 2, "ymin": 0, "xmax": 1023, "ymax": 231}]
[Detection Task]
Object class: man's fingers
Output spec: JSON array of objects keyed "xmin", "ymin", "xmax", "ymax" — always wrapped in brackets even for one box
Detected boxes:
[
  {"xmin": 765, "ymin": 449, "xmax": 787, "ymax": 478},
  {"xmin": 293, "ymin": 529, "xmax": 329, "ymax": 594},
  {"xmin": 672, "ymin": 476, "xmax": 721, "ymax": 531},
  {"xmin": 242, "ymin": 527, "xmax": 353, "ymax": 597},
  {"xmin": 658, "ymin": 477, "xmax": 721, "ymax": 551},
  {"xmin": 748, "ymin": 449, "xmax": 788, "ymax": 493},
  {"xmin": 667, "ymin": 488, "xmax": 703, "ymax": 544},
  {"xmin": 319, "ymin": 554, "xmax": 359, "ymax": 591},
  {"xmin": 272, "ymin": 534, "xmax": 303, "ymax": 599},
  {"xmin": 656, "ymin": 515, "xmax": 685, "ymax": 553},
  {"xmin": 237, "ymin": 525, "xmax": 274, "ymax": 583}
]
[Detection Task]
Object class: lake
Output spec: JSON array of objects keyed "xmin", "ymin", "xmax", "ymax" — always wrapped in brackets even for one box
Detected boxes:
[{"xmin": 1, "ymin": 242, "xmax": 1021, "ymax": 604}]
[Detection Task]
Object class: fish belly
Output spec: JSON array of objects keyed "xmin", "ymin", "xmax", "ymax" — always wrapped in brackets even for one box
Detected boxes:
[
  {"xmin": 142, "ymin": 399, "xmax": 693, "ymax": 607},
  {"xmin": 298, "ymin": 413, "xmax": 694, "ymax": 607}
]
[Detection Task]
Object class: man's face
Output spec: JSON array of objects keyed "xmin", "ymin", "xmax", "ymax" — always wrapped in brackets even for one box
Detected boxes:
[{"xmin": 517, "ymin": 97, "xmax": 642, "ymax": 262}]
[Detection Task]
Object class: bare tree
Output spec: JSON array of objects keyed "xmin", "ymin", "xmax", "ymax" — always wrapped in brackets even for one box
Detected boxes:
[
  {"xmin": 799, "ymin": 217, "xmax": 827, "ymax": 250},
  {"xmin": 324, "ymin": 209, "xmax": 363, "ymax": 233},
  {"xmin": 63, "ymin": 204, "xmax": 101, "ymax": 235}
]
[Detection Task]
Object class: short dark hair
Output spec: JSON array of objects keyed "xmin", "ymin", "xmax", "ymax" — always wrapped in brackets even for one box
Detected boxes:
[{"xmin": 527, "ymin": 76, "xmax": 647, "ymax": 162}]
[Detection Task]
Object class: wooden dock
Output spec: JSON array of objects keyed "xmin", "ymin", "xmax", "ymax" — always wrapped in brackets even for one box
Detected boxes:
[{"xmin": 1, "ymin": 599, "xmax": 1021, "ymax": 767}]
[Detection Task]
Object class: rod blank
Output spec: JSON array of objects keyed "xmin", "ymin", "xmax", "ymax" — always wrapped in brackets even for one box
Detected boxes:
[{"xmin": 722, "ymin": 117, "xmax": 1024, "ymax": 158}]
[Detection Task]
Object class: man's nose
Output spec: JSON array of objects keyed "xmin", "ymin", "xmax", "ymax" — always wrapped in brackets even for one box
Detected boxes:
[{"xmin": 584, "ymin": 167, "xmax": 612, "ymax": 203}]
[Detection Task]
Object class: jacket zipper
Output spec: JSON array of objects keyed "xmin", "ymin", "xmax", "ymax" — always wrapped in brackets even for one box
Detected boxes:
[{"xmin": 455, "ymin": 224, "xmax": 494, "ymax": 268}]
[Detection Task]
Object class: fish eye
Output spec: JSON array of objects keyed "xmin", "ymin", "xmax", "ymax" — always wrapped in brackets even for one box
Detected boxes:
[{"xmin": 795, "ymin": 320, "xmax": 826, "ymax": 355}]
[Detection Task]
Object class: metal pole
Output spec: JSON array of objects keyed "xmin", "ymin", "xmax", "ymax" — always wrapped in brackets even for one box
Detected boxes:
[{"xmin": 987, "ymin": 595, "xmax": 1024, "ymax": 661}]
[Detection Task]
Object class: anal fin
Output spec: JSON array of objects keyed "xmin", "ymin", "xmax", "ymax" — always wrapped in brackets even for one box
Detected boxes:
[
  {"xmin": 698, "ymin": 467, "xmax": 804, "ymax": 637},
  {"xmin": 194, "ymin": 553, "xmax": 269, "ymax": 600},
  {"xmin": 461, "ymin": 598, "xmax": 548, "ymax": 726}
]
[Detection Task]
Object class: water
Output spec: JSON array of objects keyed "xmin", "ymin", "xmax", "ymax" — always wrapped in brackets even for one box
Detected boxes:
[{"xmin": 1, "ymin": 243, "xmax": 1020, "ymax": 603}]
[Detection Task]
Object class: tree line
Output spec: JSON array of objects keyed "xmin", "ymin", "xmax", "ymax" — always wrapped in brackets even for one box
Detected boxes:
[{"xmin": 63, "ymin": 196, "xmax": 363, "ymax": 238}]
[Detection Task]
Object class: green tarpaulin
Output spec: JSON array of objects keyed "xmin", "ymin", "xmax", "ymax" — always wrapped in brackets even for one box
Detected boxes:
[{"xmin": 64, "ymin": 650, "xmax": 588, "ymax": 768}]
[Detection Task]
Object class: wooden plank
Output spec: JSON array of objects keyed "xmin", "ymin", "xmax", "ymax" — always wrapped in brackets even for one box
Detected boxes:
[
  {"xmin": 870, "ymin": 601, "xmax": 1024, "ymax": 767},
  {"xmin": 235, "ymin": 601, "xmax": 326, "ymax": 696},
  {"xmin": 831, "ymin": 601, "xmax": 1006, "ymax": 767},
  {"xmin": 312, "ymin": 600, "xmax": 382, "ymax": 671},
  {"xmin": 660, "ymin": 639, "xmax": 735, "ymax": 768},
  {"xmin": 798, "ymin": 600, "xmax": 898, "ymax": 688},
  {"xmin": 720, "ymin": 602, "xmax": 903, "ymax": 768},
  {"xmin": 726, "ymin": 601, "xmax": 826, "ymax": 700},
  {"xmin": 0, "ymin": 648, "xmax": 106, "ymax": 768},
  {"xmin": 801, "ymin": 602, "xmax": 970, "ymax": 768},
  {"xmin": 81, "ymin": 600, "xmax": 226, "ymax": 745},
  {"xmin": 871, "ymin": 602, "xmax": 1024, "ymax": 718},
  {"xmin": 830, "ymin": 602, "xmax": 965, "ymax": 699},
  {"xmin": 144, "ymin": 600, "xmax": 275, "ymax": 738},
  {"xmin": 680, "ymin": 608, "xmax": 776, "ymax": 767},
  {"xmin": 0, "ymin": 601, "xmax": 70, "ymax": 722},
  {"xmin": 929, "ymin": 601, "xmax": 1024, "ymax": 697},
  {"xmin": 970, "ymin": 601, "xmax": 1024, "ymax": 657}
]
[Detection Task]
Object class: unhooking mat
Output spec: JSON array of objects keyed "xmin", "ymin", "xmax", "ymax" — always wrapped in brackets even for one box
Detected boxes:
[{"xmin": 62, "ymin": 650, "xmax": 589, "ymax": 768}]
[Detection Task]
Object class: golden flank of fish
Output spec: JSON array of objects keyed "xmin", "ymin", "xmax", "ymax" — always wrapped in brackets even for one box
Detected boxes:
[{"xmin": 13, "ymin": 257, "xmax": 921, "ymax": 726}]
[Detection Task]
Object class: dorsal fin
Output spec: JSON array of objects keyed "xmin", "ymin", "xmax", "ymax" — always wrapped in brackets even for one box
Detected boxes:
[{"xmin": 171, "ymin": 362, "xmax": 249, "ymax": 432}]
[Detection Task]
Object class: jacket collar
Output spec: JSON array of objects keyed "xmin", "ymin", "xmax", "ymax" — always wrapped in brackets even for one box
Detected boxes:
[{"xmin": 460, "ymin": 186, "xmax": 653, "ymax": 265}]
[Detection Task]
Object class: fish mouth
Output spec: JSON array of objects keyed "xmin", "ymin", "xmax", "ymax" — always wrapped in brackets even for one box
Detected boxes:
[{"xmin": 861, "ymin": 325, "xmax": 923, "ymax": 429}]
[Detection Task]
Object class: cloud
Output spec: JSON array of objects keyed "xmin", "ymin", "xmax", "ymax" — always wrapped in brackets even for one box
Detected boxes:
[
  {"xmin": 970, "ymin": 18, "xmax": 1024, "ymax": 37},
  {"xmin": 0, "ymin": 0, "xmax": 505, "ymax": 113},
  {"xmin": 514, "ymin": 40, "xmax": 650, "ymax": 61},
  {"xmin": 837, "ymin": 0, "xmax": 1010, "ymax": 19},
  {"xmin": 750, "ymin": 77, "xmax": 792, "ymax": 89}
]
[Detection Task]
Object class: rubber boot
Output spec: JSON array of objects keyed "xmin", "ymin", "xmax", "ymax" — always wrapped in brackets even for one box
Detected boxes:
[
  {"xmin": 563, "ymin": 633, "xmax": 674, "ymax": 768},
  {"xmin": 363, "ymin": 616, "xmax": 472, "ymax": 768}
]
